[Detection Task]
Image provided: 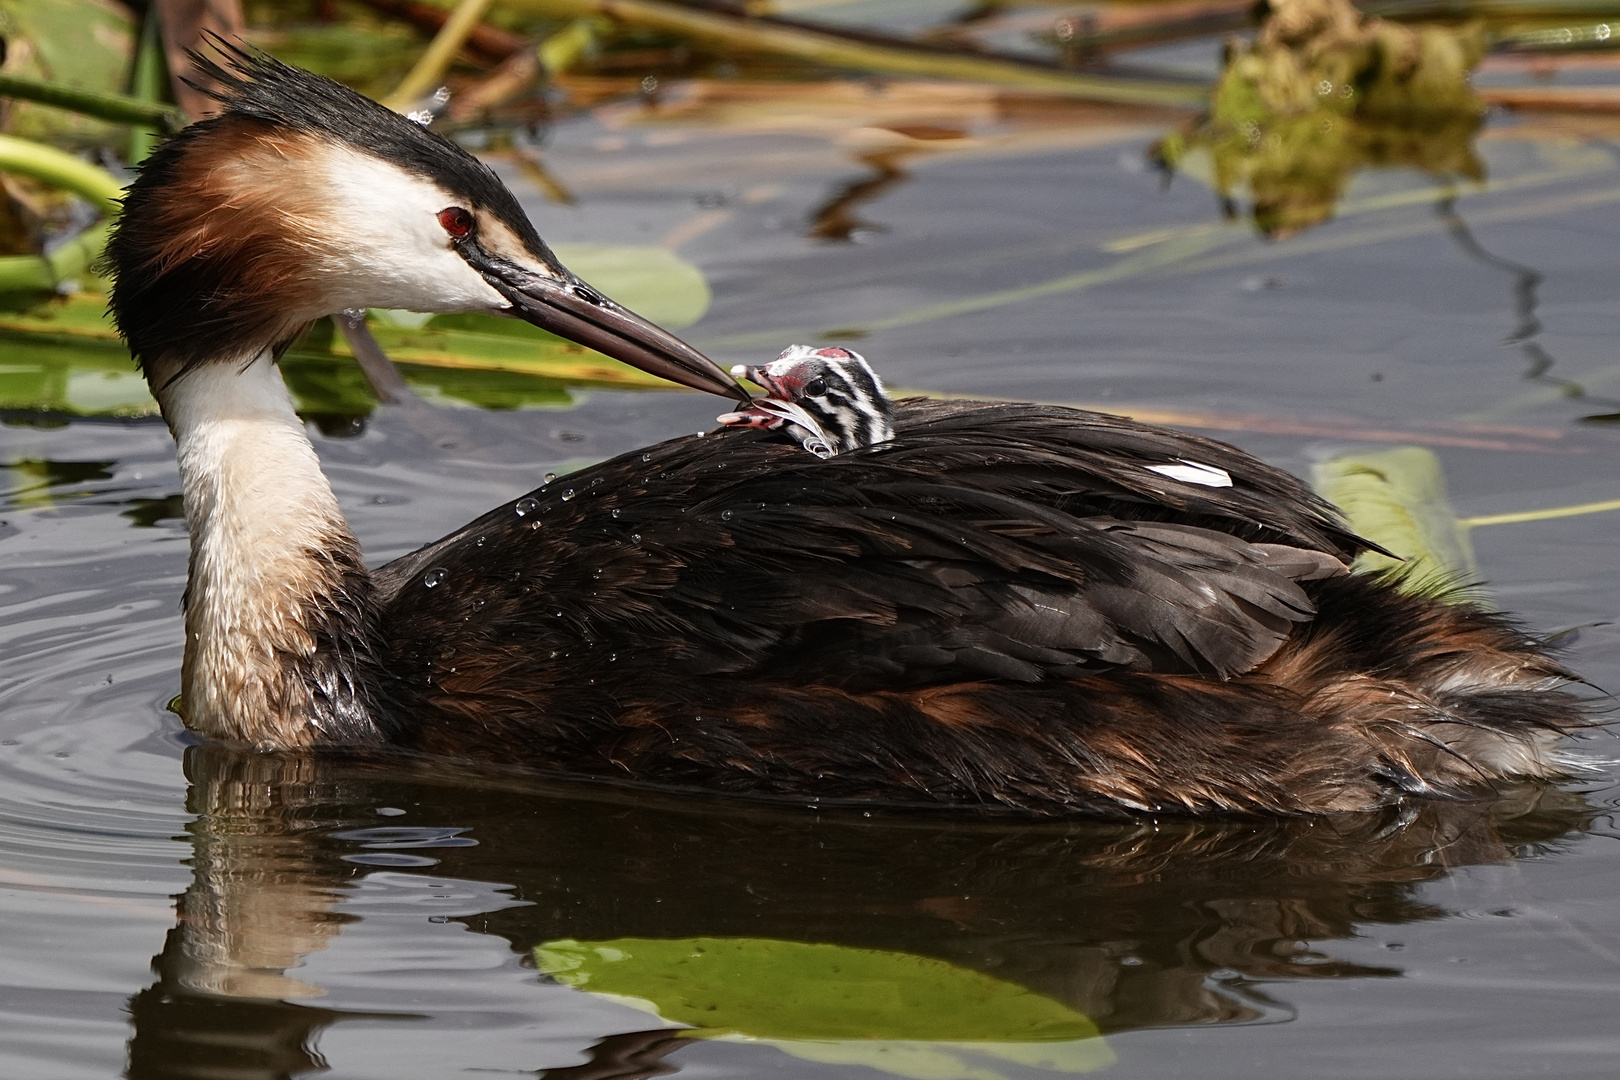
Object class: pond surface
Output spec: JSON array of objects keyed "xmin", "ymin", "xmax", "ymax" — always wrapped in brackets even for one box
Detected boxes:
[{"xmin": 4, "ymin": 31, "xmax": 1620, "ymax": 1080}]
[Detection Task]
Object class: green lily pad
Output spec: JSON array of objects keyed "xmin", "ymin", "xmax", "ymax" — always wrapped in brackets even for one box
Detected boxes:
[
  {"xmin": 372, "ymin": 243, "xmax": 708, "ymax": 333},
  {"xmin": 551, "ymin": 243, "xmax": 711, "ymax": 329},
  {"xmin": 534, "ymin": 937, "xmax": 1108, "ymax": 1053},
  {"xmin": 1312, "ymin": 445, "xmax": 1480, "ymax": 594}
]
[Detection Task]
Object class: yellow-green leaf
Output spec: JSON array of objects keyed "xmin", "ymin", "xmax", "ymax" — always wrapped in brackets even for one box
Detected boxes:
[
  {"xmin": 533, "ymin": 936, "xmax": 1106, "ymax": 1045},
  {"xmin": 1312, "ymin": 445, "xmax": 1479, "ymax": 592}
]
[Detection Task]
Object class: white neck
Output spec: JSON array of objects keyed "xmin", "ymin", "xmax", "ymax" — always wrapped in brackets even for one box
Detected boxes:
[{"xmin": 159, "ymin": 352, "xmax": 384, "ymax": 747}]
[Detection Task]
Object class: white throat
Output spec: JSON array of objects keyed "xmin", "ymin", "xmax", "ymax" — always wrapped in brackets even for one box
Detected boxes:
[{"xmin": 160, "ymin": 352, "xmax": 381, "ymax": 746}]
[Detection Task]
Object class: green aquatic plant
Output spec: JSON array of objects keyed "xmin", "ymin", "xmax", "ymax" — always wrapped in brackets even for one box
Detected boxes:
[
  {"xmin": 0, "ymin": 241, "xmax": 712, "ymax": 417},
  {"xmin": 1155, "ymin": 0, "xmax": 1488, "ymax": 238},
  {"xmin": 0, "ymin": 0, "xmax": 139, "ymax": 148},
  {"xmin": 0, "ymin": 135, "xmax": 122, "ymax": 294},
  {"xmin": 500, "ymin": 0, "xmax": 1207, "ymax": 106},
  {"xmin": 534, "ymin": 936, "xmax": 1113, "ymax": 1079},
  {"xmin": 1312, "ymin": 445, "xmax": 1480, "ymax": 592}
]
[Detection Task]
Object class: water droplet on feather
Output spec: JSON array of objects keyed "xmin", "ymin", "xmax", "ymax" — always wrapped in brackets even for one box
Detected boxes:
[
  {"xmin": 423, "ymin": 568, "xmax": 447, "ymax": 588},
  {"xmin": 515, "ymin": 498, "xmax": 538, "ymax": 517}
]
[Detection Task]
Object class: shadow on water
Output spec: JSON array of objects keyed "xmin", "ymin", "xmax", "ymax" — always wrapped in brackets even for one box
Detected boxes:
[{"xmin": 125, "ymin": 745, "xmax": 1594, "ymax": 1080}]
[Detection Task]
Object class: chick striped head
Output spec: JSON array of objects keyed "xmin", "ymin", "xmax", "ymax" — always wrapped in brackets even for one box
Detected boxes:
[{"xmin": 720, "ymin": 346, "xmax": 895, "ymax": 458}]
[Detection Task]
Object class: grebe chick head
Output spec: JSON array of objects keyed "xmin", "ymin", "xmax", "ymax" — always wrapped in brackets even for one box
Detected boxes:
[
  {"xmin": 107, "ymin": 41, "xmax": 740, "ymax": 401},
  {"xmin": 719, "ymin": 345, "xmax": 894, "ymax": 458}
]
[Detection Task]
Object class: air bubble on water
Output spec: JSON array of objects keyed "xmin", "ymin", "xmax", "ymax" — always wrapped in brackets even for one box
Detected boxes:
[
  {"xmin": 423, "ymin": 567, "xmax": 448, "ymax": 588},
  {"xmin": 515, "ymin": 498, "xmax": 538, "ymax": 517}
]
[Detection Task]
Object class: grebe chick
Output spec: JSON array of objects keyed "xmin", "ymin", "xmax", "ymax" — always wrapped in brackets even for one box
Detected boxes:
[
  {"xmin": 718, "ymin": 345, "xmax": 895, "ymax": 458},
  {"xmin": 107, "ymin": 46, "xmax": 1591, "ymax": 817}
]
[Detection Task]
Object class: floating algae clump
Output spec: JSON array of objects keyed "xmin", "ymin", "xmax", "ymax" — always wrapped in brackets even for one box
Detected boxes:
[{"xmin": 1155, "ymin": 0, "xmax": 1487, "ymax": 238}]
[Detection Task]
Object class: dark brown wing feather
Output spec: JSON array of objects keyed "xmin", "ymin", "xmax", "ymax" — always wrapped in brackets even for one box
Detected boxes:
[{"xmin": 377, "ymin": 399, "xmax": 1361, "ymax": 690}]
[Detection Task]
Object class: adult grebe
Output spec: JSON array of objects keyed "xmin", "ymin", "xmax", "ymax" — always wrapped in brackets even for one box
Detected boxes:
[{"xmin": 107, "ymin": 46, "xmax": 1589, "ymax": 816}]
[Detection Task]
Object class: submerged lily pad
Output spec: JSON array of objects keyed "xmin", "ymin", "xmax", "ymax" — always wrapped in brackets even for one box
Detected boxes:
[{"xmin": 534, "ymin": 936, "xmax": 1111, "ymax": 1077}]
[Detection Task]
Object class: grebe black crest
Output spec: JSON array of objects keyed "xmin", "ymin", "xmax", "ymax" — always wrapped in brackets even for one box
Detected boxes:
[
  {"xmin": 104, "ymin": 46, "xmax": 1592, "ymax": 816},
  {"xmin": 719, "ymin": 346, "xmax": 896, "ymax": 458}
]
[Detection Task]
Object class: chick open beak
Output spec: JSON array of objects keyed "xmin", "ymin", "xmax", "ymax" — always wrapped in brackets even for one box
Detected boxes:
[{"xmin": 459, "ymin": 243, "xmax": 748, "ymax": 403}]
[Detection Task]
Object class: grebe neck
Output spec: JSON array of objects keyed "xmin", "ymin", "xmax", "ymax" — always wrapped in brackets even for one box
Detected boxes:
[{"xmin": 157, "ymin": 350, "xmax": 388, "ymax": 747}]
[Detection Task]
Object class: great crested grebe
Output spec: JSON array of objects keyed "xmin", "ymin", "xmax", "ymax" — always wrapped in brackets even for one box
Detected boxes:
[
  {"xmin": 717, "ymin": 346, "xmax": 896, "ymax": 457},
  {"xmin": 106, "ymin": 45, "xmax": 1589, "ymax": 816}
]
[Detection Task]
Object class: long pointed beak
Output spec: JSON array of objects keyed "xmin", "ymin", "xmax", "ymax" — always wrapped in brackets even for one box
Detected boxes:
[{"xmin": 460, "ymin": 244, "xmax": 748, "ymax": 403}]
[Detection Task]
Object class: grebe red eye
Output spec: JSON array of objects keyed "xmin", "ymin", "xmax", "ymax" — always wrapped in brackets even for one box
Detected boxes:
[{"xmin": 437, "ymin": 207, "xmax": 473, "ymax": 238}]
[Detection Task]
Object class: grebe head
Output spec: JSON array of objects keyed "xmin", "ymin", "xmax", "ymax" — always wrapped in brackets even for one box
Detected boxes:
[
  {"xmin": 722, "ymin": 345, "xmax": 894, "ymax": 457},
  {"xmin": 106, "ymin": 41, "xmax": 741, "ymax": 400}
]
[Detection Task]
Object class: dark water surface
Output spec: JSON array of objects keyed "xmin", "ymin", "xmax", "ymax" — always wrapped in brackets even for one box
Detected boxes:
[{"xmin": 5, "ymin": 67, "xmax": 1620, "ymax": 1080}]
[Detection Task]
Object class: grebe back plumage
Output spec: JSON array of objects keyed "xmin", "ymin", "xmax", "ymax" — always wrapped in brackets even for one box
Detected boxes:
[{"xmin": 106, "ymin": 46, "xmax": 1590, "ymax": 816}]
